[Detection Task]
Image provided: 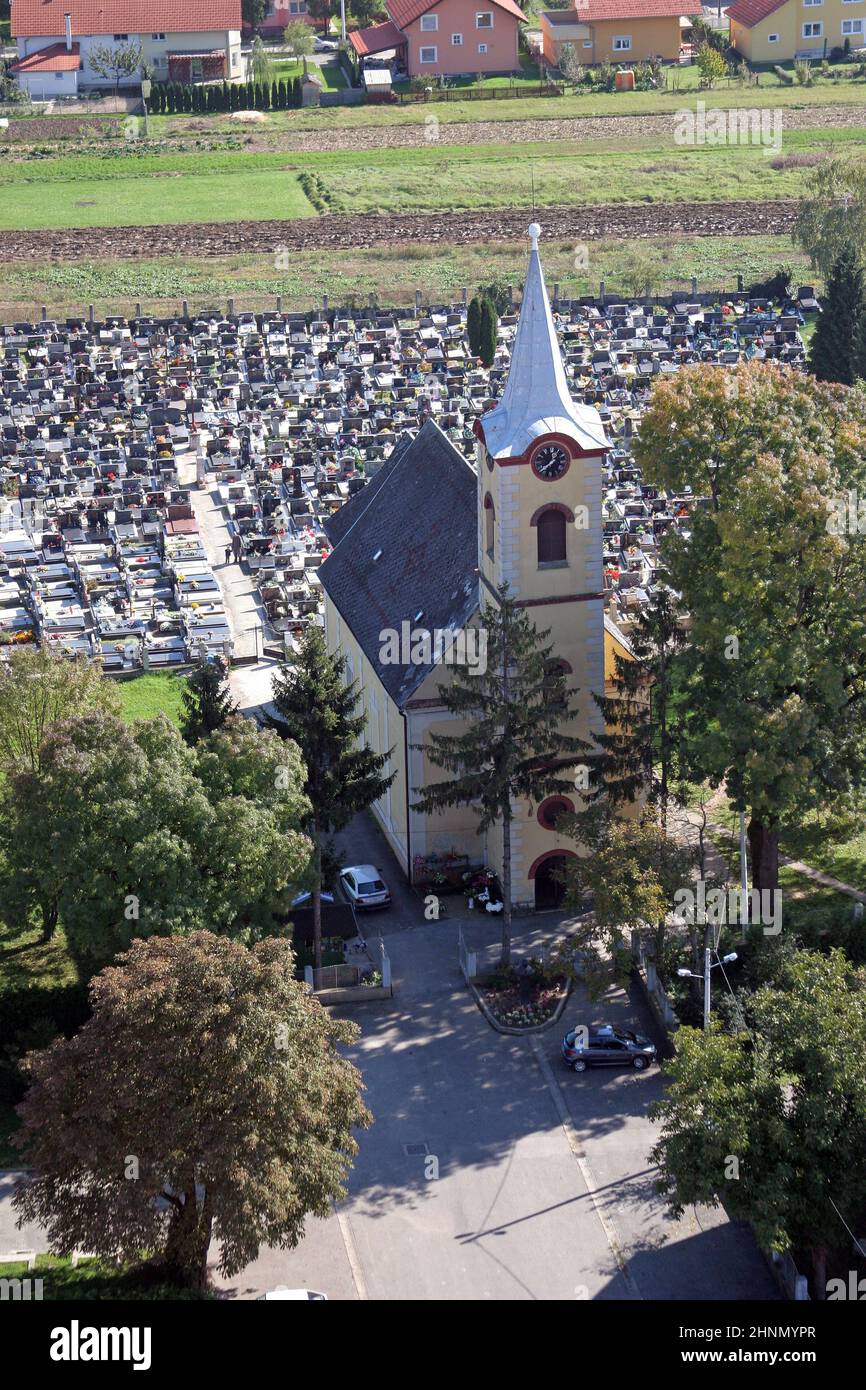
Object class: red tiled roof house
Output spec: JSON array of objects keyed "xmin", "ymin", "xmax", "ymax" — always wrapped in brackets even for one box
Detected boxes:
[
  {"xmin": 540, "ymin": 0, "xmax": 703, "ymax": 65},
  {"xmin": 350, "ymin": 0, "xmax": 526, "ymax": 77},
  {"xmin": 727, "ymin": 0, "xmax": 854, "ymax": 63},
  {"xmin": 10, "ymin": 0, "xmax": 243, "ymax": 96}
]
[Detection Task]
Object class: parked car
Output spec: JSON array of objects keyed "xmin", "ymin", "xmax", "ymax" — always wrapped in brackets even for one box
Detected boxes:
[
  {"xmin": 339, "ymin": 864, "xmax": 391, "ymax": 910},
  {"xmin": 314, "ymin": 37, "xmax": 339, "ymax": 51},
  {"xmin": 258, "ymin": 1287, "xmax": 328, "ymax": 1300},
  {"xmin": 561, "ymin": 1024, "xmax": 656, "ymax": 1073}
]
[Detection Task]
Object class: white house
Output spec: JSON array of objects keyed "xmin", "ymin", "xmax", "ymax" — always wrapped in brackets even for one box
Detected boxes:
[{"xmin": 10, "ymin": 0, "xmax": 243, "ymax": 98}]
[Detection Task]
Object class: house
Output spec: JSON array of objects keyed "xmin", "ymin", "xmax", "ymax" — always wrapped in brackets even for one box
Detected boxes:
[
  {"xmin": 253, "ymin": 1, "xmax": 315, "ymax": 40},
  {"xmin": 348, "ymin": 0, "xmax": 526, "ymax": 78},
  {"xmin": 318, "ymin": 226, "xmax": 612, "ymax": 911},
  {"xmin": 540, "ymin": 0, "xmax": 703, "ymax": 66},
  {"xmin": 10, "ymin": 0, "xmax": 243, "ymax": 97},
  {"xmin": 728, "ymin": 0, "xmax": 863, "ymax": 62}
]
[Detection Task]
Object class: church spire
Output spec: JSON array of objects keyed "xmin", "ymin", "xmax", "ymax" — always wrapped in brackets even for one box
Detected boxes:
[{"xmin": 480, "ymin": 223, "xmax": 608, "ymax": 460}]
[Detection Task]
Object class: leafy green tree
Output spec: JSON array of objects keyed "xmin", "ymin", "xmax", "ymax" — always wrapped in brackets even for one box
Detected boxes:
[
  {"xmin": 795, "ymin": 156, "xmax": 866, "ymax": 280},
  {"xmin": 0, "ymin": 649, "xmax": 120, "ymax": 774},
  {"xmin": 13, "ymin": 931, "xmax": 370, "ymax": 1292},
  {"xmin": 87, "ymin": 40, "xmax": 143, "ymax": 97},
  {"xmin": 283, "ymin": 18, "xmax": 315, "ymax": 61},
  {"xmin": 1, "ymin": 712, "xmax": 310, "ymax": 968},
  {"xmin": 268, "ymin": 627, "xmax": 394, "ymax": 970},
  {"xmin": 350, "ymin": 0, "xmax": 380, "ymax": 24},
  {"xmin": 242, "ymin": 0, "xmax": 269, "ymax": 28},
  {"xmin": 478, "ymin": 297, "xmax": 498, "ymax": 368},
  {"xmin": 650, "ymin": 951, "xmax": 866, "ymax": 1298},
  {"xmin": 696, "ymin": 43, "xmax": 727, "ymax": 88},
  {"xmin": 306, "ymin": 0, "xmax": 334, "ymax": 34},
  {"xmin": 412, "ymin": 587, "xmax": 590, "ymax": 965},
  {"xmin": 636, "ymin": 361, "xmax": 866, "ymax": 890},
  {"xmin": 180, "ymin": 659, "xmax": 238, "ymax": 745}
]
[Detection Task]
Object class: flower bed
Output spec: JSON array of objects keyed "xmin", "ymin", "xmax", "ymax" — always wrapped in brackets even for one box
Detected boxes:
[{"xmin": 481, "ymin": 982, "xmax": 562, "ymax": 1030}]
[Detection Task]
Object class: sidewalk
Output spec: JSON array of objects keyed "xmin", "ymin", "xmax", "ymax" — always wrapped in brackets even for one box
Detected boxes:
[{"xmin": 683, "ymin": 809, "xmax": 866, "ymax": 902}]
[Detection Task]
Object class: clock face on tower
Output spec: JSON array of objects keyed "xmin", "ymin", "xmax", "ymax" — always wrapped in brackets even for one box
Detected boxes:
[{"xmin": 532, "ymin": 443, "xmax": 570, "ymax": 481}]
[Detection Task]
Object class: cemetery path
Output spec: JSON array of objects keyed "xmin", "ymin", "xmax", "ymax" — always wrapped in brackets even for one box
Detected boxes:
[{"xmin": 0, "ymin": 199, "xmax": 799, "ymax": 263}]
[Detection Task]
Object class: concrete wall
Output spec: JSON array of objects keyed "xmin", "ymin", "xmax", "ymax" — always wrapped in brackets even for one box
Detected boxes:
[{"xmin": 404, "ymin": 1, "xmax": 521, "ymax": 76}]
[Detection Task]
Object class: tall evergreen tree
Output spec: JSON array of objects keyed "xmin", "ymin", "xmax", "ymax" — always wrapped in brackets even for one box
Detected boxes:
[
  {"xmin": 590, "ymin": 586, "xmax": 687, "ymax": 829},
  {"xmin": 466, "ymin": 295, "xmax": 482, "ymax": 358},
  {"xmin": 180, "ymin": 658, "xmax": 238, "ymax": 745},
  {"xmin": 412, "ymin": 587, "xmax": 591, "ymax": 965},
  {"xmin": 268, "ymin": 627, "xmax": 394, "ymax": 970},
  {"xmin": 808, "ymin": 243, "xmax": 865, "ymax": 385},
  {"xmin": 478, "ymin": 297, "xmax": 498, "ymax": 368}
]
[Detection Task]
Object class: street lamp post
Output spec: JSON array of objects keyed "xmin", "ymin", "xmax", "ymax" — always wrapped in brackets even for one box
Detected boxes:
[{"xmin": 678, "ymin": 949, "xmax": 738, "ymax": 1031}]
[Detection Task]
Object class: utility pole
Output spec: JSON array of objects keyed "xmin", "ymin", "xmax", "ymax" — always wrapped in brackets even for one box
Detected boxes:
[
  {"xmin": 340, "ymin": 0, "xmax": 347, "ymax": 43},
  {"xmin": 739, "ymin": 809, "xmax": 748, "ymax": 896}
]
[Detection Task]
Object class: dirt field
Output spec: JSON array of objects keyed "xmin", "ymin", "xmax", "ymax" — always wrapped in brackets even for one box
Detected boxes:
[{"xmin": 0, "ymin": 199, "xmax": 799, "ymax": 263}]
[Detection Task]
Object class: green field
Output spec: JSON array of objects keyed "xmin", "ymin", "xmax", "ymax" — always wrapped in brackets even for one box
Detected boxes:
[
  {"xmin": 0, "ymin": 234, "xmax": 816, "ymax": 319},
  {"xmin": 118, "ymin": 673, "xmax": 188, "ymax": 725},
  {"xmin": 0, "ymin": 125, "xmax": 859, "ymax": 230}
]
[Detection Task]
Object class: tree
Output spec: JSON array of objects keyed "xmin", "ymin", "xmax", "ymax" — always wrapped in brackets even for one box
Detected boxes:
[
  {"xmin": 350, "ymin": 0, "xmax": 380, "ymax": 24},
  {"xmin": 557, "ymin": 43, "xmax": 584, "ymax": 87},
  {"xmin": 242, "ymin": 0, "xmax": 269, "ymax": 29},
  {"xmin": 180, "ymin": 658, "xmax": 238, "ymax": 745},
  {"xmin": 590, "ymin": 586, "xmax": 687, "ymax": 830},
  {"xmin": 650, "ymin": 951, "xmax": 866, "ymax": 1298},
  {"xmin": 562, "ymin": 809, "xmax": 697, "ymax": 976},
  {"xmin": 87, "ymin": 40, "xmax": 143, "ymax": 97},
  {"xmin": 1, "ymin": 712, "xmax": 310, "ymax": 967},
  {"xmin": 466, "ymin": 295, "xmax": 482, "ymax": 358},
  {"xmin": 306, "ymin": 0, "xmax": 334, "ymax": 34},
  {"xmin": 12, "ymin": 931, "xmax": 371, "ymax": 1291},
  {"xmin": 268, "ymin": 627, "xmax": 394, "ymax": 971},
  {"xmin": 695, "ymin": 43, "xmax": 728, "ymax": 89},
  {"xmin": 412, "ymin": 587, "xmax": 591, "ymax": 966},
  {"xmin": 636, "ymin": 362, "xmax": 866, "ymax": 892},
  {"xmin": 809, "ymin": 243, "xmax": 865, "ymax": 384},
  {"xmin": 249, "ymin": 36, "xmax": 275, "ymax": 87},
  {"xmin": 283, "ymin": 18, "xmax": 315, "ymax": 62},
  {"xmin": 478, "ymin": 297, "xmax": 498, "ymax": 368},
  {"xmin": 0, "ymin": 649, "xmax": 120, "ymax": 774},
  {"xmin": 795, "ymin": 156, "xmax": 866, "ymax": 280}
]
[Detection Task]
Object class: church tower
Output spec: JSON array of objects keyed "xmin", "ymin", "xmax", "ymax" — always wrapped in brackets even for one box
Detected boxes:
[{"xmin": 475, "ymin": 224, "xmax": 608, "ymax": 910}]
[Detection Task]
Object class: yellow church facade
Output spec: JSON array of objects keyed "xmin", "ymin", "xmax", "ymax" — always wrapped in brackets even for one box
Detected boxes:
[{"xmin": 320, "ymin": 225, "xmax": 628, "ymax": 910}]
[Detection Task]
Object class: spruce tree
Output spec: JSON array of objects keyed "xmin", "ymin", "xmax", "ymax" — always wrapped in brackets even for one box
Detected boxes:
[
  {"xmin": 466, "ymin": 295, "xmax": 482, "ymax": 358},
  {"xmin": 809, "ymin": 243, "xmax": 865, "ymax": 385},
  {"xmin": 478, "ymin": 296, "xmax": 498, "ymax": 368},
  {"xmin": 412, "ymin": 586, "xmax": 591, "ymax": 965},
  {"xmin": 268, "ymin": 627, "xmax": 394, "ymax": 970},
  {"xmin": 180, "ymin": 658, "xmax": 238, "ymax": 746}
]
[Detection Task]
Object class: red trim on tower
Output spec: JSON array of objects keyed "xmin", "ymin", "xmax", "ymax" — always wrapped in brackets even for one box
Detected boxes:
[{"xmin": 530, "ymin": 502, "xmax": 574, "ymax": 526}]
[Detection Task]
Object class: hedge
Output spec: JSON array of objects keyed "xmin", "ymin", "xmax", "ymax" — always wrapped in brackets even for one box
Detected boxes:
[{"xmin": 151, "ymin": 78, "xmax": 303, "ymax": 114}]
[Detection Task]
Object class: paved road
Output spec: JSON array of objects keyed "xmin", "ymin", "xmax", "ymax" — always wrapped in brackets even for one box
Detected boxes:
[{"xmin": 212, "ymin": 811, "xmax": 779, "ymax": 1302}]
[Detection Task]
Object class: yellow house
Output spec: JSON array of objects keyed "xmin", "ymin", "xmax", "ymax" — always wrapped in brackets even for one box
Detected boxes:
[
  {"xmin": 320, "ymin": 226, "xmax": 628, "ymax": 911},
  {"xmin": 540, "ymin": 0, "xmax": 702, "ymax": 66},
  {"xmin": 728, "ymin": 0, "xmax": 862, "ymax": 62}
]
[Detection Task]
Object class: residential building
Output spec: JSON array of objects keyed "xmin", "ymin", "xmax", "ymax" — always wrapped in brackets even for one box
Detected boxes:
[
  {"xmin": 10, "ymin": 0, "xmax": 243, "ymax": 96},
  {"xmin": 728, "ymin": 0, "xmax": 864, "ymax": 62},
  {"xmin": 540, "ymin": 0, "xmax": 703, "ymax": 66},
  {"xmin": 318, "ymin": 227, "xmax": 611, "ymax": 910},
  {"xmin": 254, "ymin": 1, "xmax": 315, "ymax": 40},
  {"xmin": 349, "ymin": 0, "xmax": 526, "ymax": 78}
]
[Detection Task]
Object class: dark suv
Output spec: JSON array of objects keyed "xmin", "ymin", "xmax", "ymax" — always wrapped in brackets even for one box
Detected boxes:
[{"xmin": 561, "ymin": 1025, "xmax": 656, "ymax": 1073}]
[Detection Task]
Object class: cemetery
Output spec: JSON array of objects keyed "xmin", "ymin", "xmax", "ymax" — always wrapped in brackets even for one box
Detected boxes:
[{"xmin": 0, "ymin": 286, "xmax": 814, "ymax": 677}]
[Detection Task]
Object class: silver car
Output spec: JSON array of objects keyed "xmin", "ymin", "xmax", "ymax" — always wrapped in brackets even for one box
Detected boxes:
[{"xmin": 339, "ymin": 864, "xmax": 391, "ymax": 911}]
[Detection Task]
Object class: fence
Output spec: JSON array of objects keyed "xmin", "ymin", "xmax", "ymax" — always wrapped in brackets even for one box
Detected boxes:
[{"xmin": 397, "ymin": 82, "xmax": 564, "ymax": 104}]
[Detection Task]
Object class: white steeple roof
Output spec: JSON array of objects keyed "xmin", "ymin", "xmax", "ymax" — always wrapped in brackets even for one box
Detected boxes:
[{"xmin": 481, "ymin": 223, "xmax": 609, "ymax": 460}]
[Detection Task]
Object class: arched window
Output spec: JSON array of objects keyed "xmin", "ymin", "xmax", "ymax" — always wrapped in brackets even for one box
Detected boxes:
[
  {"xmin": 543, "ymin": 659, "xmax": 571, "ymax": 710},
  {"xmin": 484, "ymin": 493, "xmax": 495, "ymax": 560},
  {"xmin": 537, "ymin": 507, "xmax": 567, "ymax": 565},
  {"xmin": 538, "ymin": 796, "xmax": 573, "ymax": 830}
]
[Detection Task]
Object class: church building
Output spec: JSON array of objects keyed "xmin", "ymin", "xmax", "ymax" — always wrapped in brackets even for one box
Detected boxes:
[{"xmin": 319, "ymin": 225, "xmax": 625, "ymax": 910}]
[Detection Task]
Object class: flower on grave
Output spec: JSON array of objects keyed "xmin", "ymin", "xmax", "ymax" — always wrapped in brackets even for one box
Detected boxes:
[{"xmin": 485, "ymin": 900, "xmax": 504, "ymax": 914}]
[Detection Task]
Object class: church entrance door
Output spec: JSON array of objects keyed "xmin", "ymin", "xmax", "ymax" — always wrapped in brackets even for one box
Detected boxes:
[{"xmin": 534, "ymin": 856, "xmax": 567, "ymax": 911}]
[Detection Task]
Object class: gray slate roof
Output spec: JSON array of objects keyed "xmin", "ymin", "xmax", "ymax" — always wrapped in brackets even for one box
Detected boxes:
[{"xmin": 318, "ymin": 418, "xmax": 479, "ymax": 709}]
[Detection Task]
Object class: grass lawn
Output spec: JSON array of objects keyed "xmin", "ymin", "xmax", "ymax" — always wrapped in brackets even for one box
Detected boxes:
[
  {"xmin": 0, "ymin": 234, "xmax": 816, "ymax": 319},
  {"xmin": 0, "ymin": 124, "xmax": 859, "ymax": 230},
  {"xmin": 118, "ymin": 673, "xmax": 188, "ymax": 726},
  {"xmin": 0, "ymin": 1253, "xmax": 212, "ymax": 1299}
]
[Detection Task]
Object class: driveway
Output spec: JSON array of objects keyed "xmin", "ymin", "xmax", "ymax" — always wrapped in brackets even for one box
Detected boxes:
[{"xmin": 212, "ymin": 812, "xmax": 779, "ymax": 1301}]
